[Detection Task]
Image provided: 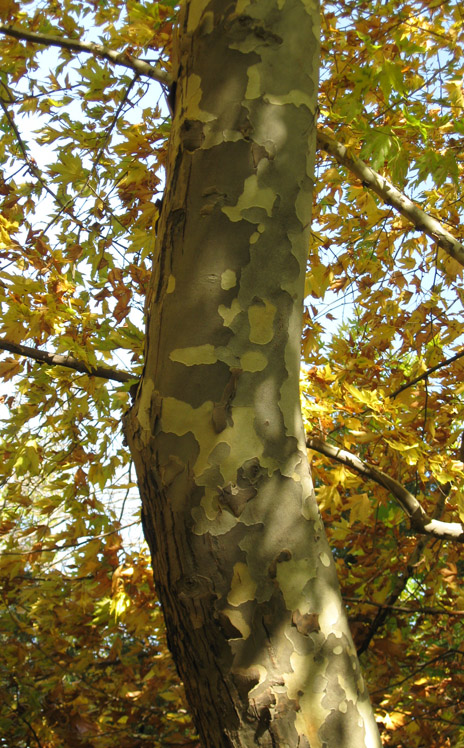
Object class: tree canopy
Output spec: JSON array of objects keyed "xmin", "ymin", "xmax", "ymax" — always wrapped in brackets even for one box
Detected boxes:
[{"xmin": 0, "ymin": 0, "xmax": 464, "ymax": 745}]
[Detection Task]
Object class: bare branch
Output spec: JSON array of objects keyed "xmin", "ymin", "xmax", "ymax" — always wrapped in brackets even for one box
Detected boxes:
[
  {"xmin": 317, "ymin": 126, "xmax": 464, "ymax": 268},
  {"xmin": 0, "ymin": 23, "xmax": 172, "ymax": 87},
  {"xmin": 0, "ymin": 338, "xmax": 136, "ymax": 384},
  {"xmin": 307, "ymin": 435, "xmax": 464, "ymax": 542}
]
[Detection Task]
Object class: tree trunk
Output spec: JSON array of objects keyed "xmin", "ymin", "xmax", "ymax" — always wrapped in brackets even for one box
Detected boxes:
[{"xmin": 124, "ymin": 0, "xmax": 382, "ymax": 745}]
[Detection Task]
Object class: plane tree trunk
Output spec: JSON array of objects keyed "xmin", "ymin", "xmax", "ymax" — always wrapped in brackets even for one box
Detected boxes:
[{"xmin": 124, "ymin": 0, "xmax": 382, "ymax": 745}]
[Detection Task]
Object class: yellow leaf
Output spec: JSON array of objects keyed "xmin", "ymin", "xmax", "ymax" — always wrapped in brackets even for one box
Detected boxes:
[
  {"xmin": 382, "ymin": 711, "xmax": 407, "ymax": 729},
  {"xmin": 305, "ymin": 264, "xmax": 333, "ymax": 299},
  {"xmin": 0, "ymin": 215, "xmax": 18, "ymax": 247},
  {"xmin": 13, "ymin": 440, "xmax": 40, "ymax": 476},
  {"xmin": 110, "ymin": 591, "xmax": 131, "ymax": 620},
  {"xmin": 349, "ymin": 493, "xmax": 372, "ymax": 524},
  {"xmin": 456, "ymin": 493, "xmax": 464, "ymax": 524},
  {"xmin": 344, "ymin": 382, "xmax": 382, "ymax": 410},
  {"xmin": 446, "ymin": 79, "xmax": 464, "ymax": 108},
  {"xmin": 0, "ymin": 357, "xmax": 22, "ymax": 380},
  {"xmin": 384, "ymin": 438, "xmax": 419, "ymax": 452}
]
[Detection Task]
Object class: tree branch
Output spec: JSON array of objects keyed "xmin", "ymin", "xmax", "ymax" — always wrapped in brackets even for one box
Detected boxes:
[
  {"xmin": 0, "ymin": 90, "xmax": 66, "ymax": 208},
  {"xmin": 356, "ymin": 532, "xmax": 432, "ymax": 655},
  {"xmin": 389, "ymin": 348, "xmax": 464, "ymax": 398},
  {"xmin": 0, "ymin": 338, "xmax": 135, "ymax": 383},
  {"xmin": 307, "ymin": 435, "xmax": 464, "ymax": 542},
  {"xmin": 0, "ymin": 23, "xmax": 172, "ymax": 87},
  {"xmin": 355, "ymin": 446, "xmax": 455, "ymax": 654},
  {"xmin": 344, "ymin": 596, "xmax": 464, "ymax": 617},
  {"xmin": 39, "ymin": 74, "xmax": 139, "ymax": 237},
  {"xmin": 0, "ymin": 79, "xmax": 92, "ymax": 234},
  {"xmin": 316, "ymin": 126, "xmax": 464, "ymax": 268}
]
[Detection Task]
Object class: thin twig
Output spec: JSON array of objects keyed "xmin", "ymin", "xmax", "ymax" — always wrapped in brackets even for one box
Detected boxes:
[
  {"xmin": 0, "ymin": 91, "xmax": 65, "ymax": 206},
  {"xmin": 0, "ymin": 81, "xmax": 89, "ymax": 232},
  {"xmin": 369, "ymin": 649, "xmax": 463, "ymax": 695},
  {"xmin": 42, "ymin": 73, "xmax": 139, "ymax": 236},
  {"xmin": 389, "ymin": 348, "xmax": 464, "ymax": 398},
  {"xmin": 355, "ymin": 468, "xmax": 452, "ymax": 654},
  {"xmin": 0, "ymin": 522, "xmax": 137, "ymax": 556},
  {"xmin": 344, "ymin": 596, "xmax": 464, "ymax": 617}
]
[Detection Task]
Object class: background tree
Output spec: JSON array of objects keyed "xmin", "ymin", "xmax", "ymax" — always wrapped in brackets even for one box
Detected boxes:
[{"xmin": 0, "ymin": 0, "xmax": 464, "ymax": 746}]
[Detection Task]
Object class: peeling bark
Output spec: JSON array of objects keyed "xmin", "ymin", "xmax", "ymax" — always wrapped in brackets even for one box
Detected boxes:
[{"xmin": 124, "ymin": 0, "xmax": 382, "ymax": 745}]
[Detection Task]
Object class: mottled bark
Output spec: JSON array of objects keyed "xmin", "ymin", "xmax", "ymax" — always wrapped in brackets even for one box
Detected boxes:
[{"xmin": 124, "ymin": 0, "xmax": 382, "ymax": 745}]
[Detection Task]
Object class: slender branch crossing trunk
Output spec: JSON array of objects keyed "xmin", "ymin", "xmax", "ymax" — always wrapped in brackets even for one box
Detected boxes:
[{"xmin": 124, "ymin": 0, "xmax": 382, "ymax": 745}]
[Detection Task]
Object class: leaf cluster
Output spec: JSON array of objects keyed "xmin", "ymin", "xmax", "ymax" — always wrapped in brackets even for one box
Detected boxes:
[
  {"xmin": 0, "ymin": 0, "xmax": 197, "ymax": 745},
  {"xmin": 1, "ymin": 0, "xmax": 464, "ymax": 745},
  {"xmin": 304, "ymin": 0, "xmax": 464, "ymax": 743}
]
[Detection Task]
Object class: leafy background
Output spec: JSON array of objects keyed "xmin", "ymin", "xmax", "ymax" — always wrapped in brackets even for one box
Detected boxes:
[{"xmin": 0, "ymin": 0, "xmax": 464, "ymax": 745}]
